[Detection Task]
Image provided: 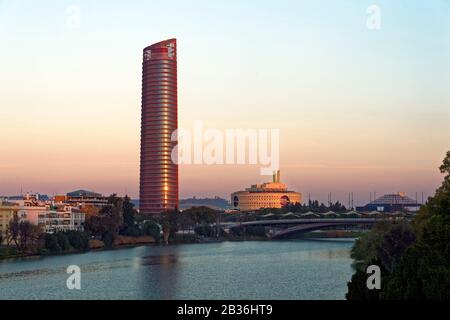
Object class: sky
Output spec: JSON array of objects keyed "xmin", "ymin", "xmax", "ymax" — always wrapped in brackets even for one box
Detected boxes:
[{"xmin": 1, "ymin": 0, "xmax": 449, "ymax": 205}]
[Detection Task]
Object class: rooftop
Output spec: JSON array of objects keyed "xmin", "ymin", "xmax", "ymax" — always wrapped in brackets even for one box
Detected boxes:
[
  {"xmin": 371, "ymin": 192, "xmax": 417, "ymax": 205},
  {"xmin": 67, "ymin": 190, "xmax": 102, "ymax": 198}
]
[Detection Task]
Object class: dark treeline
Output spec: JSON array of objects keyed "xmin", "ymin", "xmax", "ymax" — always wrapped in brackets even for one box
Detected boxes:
[
  {"xmin": 85, "ymin": 198, "xmax": 223, "ymax": 246},
  {"xmin": 257, "ymin": 200, "xmax": 348, "ymax": 215},
  {"xmin": 347, "ymin": 151, "xmax": 450, "ymax": 300}
]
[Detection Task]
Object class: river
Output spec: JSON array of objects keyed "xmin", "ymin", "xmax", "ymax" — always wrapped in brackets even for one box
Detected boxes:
[{"xmin": 0, "ymin": 239, "xmax": 355, "ymax": 300}]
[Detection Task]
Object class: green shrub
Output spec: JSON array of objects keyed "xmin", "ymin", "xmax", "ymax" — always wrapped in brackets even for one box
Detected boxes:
[
  {"xmin": 44, "ymin": 233, "xmax": 61, "ymax": 252},
  {"xmin": 121, "ymin": 226, "xmax": 143, "ymax": 237},
  {"xmin": 65, "ymin": 231, "xmax": 90, "ymax": 251},
  {"xmin": 56, "ymin": 233, "xmax": 71, "ymax": 251},
  {"xmin": 194, "ymin": 225, "xmax": 216, "ymax": 237},
  {"xmin": 102, "ymin": 231, "xmax": 115, "ymax": 248},
  {"xmin": 142, "ymin": 221, "xmax": 161, "ymax": 241}
]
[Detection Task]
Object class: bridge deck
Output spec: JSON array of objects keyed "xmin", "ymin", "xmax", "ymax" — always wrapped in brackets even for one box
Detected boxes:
[{"xmin": 223, "ymin": 218, "xmax": 384, "ymax": 229}]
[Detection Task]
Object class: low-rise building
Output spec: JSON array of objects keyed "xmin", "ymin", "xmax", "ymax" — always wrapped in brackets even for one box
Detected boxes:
[
  {"xmin": 356, "ymin": 192, "xmax": 420, "ymax": 213},
  {"xmin": 1, "ymin": 200, "xmax": 86, "ymax": 238},
  {"xmin": 0, "ymin": 202, "xmax": 19, "ymax": 244},
  {"xmin": 38, "ymin": 206, "xmax": 85, "ymax": 233},
  {"xmin": 17, "ymin": 206, "xmax": 48, "ymax": 225},
  {"xmin": 8, "ymin": 193, "xmax": 50, "ymax": 206},
  {"xmin": 57, "ymin": 189, "xmax": 108, "ymax": 208}
]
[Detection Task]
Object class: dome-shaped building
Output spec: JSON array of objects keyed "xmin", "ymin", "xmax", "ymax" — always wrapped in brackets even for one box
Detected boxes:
[{"xmin": 356, "ymin": 192, "xmax": 420, "ymax": 213}]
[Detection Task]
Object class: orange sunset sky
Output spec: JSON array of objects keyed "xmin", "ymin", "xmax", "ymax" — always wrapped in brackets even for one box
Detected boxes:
[{"xmin": 1, "ymin": 0, "xmax": 449, "ymax": 205}]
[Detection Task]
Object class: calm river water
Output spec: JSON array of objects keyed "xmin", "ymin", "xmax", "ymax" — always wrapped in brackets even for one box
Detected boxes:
[{"xmin": 0, "ymin": 239, "xmax": 355, "ymax": 300}]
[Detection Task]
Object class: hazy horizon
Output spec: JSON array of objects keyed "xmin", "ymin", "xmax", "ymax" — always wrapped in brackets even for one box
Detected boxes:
[{"xmin": 1, "ymin": 0, "xmax": 449, "ymax": 206}]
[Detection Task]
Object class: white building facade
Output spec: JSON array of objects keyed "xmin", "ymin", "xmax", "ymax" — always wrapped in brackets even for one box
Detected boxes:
[{"xmin": 37, "ymin": 206, "xmax": 85, "ymax": 233}]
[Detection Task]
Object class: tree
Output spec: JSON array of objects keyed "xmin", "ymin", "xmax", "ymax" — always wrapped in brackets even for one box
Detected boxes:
[
  {"xmin": 351, "ymin": 227, "xmax": 383, "ymax": 267},
  {"xmin": 346, "ymin": 259, "xmax": 386, "ymax": 300},
  {"xmin": 44, "ymin": 233, "xmax": 61, "ymax": 252},
  {"xmin": 440, "ymin": 150, "xmax": 450, "ymax": 177},
  {"xmin": 178, "ymin": 212, "xmax": 195, "ymax": 233},
  {"xmin": 158, "ymin": 208, "xmax": 182, "ymax": 242},
  {"xmin": 102, "ymin": 231, "xmax": 115, "ymax": 248},
  {"xmin": 161, "ymin": 220, "xmax": 171, "ymax": 245},
  {"xmin": 347, "ymin": 150, "xmax": 450, "ymax": 300},
  {"xmin": 194, "ymin": 225, "xmax": 216, "ymax": 237},
  {"xmin": 120, "ymin": 196, "xmax": 140, "ymax": 236},
  {"xmin": 56, "ymin": 232, "xmax": 71, "ymax": 251},
  {"xmin": 18, "ymin": 222, "xmax": 43, "ymax": 252},
  {"xmin": 382, "ymin": 243, "xmax": 450, "ymax": 300},
  {"xmin": 85, "ymin": 194, "xmax": 125, "ymax": 245},
  {"xmin": 7, "ymin": 217, "xmax": 43, "ymax": 253},
  {"xmin": 183, "ymin": 206, "xmax": 218, "ymax": 225},
  {"xmin": 100, "ymin": 196, "xmax": 124, "ymax": 237},
  {"xmin": 65, "ymin": 230, "xmax": 90, "ymax": 251},
  {"xmin": 85, "ymin": 215, "xmax": 106, "ymax": 236},
  {"xmin": 122, "ymin": 195, "xmax": 136, "ymax": 229},
  {"xmin": 318, "ymin": 203, "xmax": 327, "ymax": 213},
  {"xmin": 377, "ymin": 222, "xmax": 415, "ymax": 272},
  {"xmin": 142, "ymin": 220, "xmax": 161, "ymax": 242},
  {"xmin": 6, "ymin": 216, "xmax": 20, "ymax": 247},
  {"xmin": 381, "ymin": 151, "xmax": 450, "ymax": 299}
]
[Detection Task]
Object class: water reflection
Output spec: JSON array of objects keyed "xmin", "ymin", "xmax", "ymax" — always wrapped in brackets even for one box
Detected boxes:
[
  {"xmin": 0, "ymin": 240, "xmax": 355, "ymax": 300},
  {"xmin": 140, "ymin": 254, "xmax": 178, "ymax": 266},
  {"xmin": 137, "ymin": 249, "xmax": 181, "ymax": 299}
]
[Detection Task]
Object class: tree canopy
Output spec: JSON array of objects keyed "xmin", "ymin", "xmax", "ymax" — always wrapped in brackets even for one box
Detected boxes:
[{"xmin": 347, "ymin": 150, "xmax": 450, "ymax": 300}]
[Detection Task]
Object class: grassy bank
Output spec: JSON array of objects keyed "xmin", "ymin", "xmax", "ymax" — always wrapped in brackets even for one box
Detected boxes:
[{"xmin": 0, "ymin": 247, "xmax": 23, "ymax": 260}]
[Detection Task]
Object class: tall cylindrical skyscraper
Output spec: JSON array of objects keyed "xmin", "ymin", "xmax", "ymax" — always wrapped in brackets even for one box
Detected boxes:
[{"xmin": 139, "ymin": 39, "xmax": 178, "ymax": 214}]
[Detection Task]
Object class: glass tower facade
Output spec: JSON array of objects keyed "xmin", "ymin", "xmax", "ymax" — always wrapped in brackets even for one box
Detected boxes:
[{"xmin": 139, "ymin": 39, "xmax": 178, "ymax": 214}]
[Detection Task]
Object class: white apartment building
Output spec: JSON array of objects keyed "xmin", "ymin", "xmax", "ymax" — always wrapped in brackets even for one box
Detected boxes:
[{"xmin": 38, "ymin": 206, "xmax": 85, "ymax": 233}]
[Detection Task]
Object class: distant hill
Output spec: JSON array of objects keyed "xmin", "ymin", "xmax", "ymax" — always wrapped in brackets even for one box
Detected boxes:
[
  {"xmin": 131, "ymin": 197, "xmax": 230, "ymax": 211},
  {"xmin": 179, "ymin": 197, "xmax": 230, "ymax": 210}
]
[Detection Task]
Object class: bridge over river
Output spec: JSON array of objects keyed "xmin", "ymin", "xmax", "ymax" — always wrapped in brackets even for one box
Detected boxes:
[{"xmin": 220, "ymin": 218, "xmax": 388, "ymax": 239}]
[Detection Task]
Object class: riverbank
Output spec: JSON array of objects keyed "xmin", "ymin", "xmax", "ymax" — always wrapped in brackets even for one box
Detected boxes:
[
  {"xmin": 297, "ymin": 230, "xmax": 364, "ymax": 239},
  {"xmin": 0, "ymin": 230, "xmax": 360, "ymax": 261},
  {"xmin": 0, "ymin": 247, "xmax": 21, "ymax": 260},
  {"xmin": 0, "ymin": 235, "xmax": 156, "ymax": 261}
]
